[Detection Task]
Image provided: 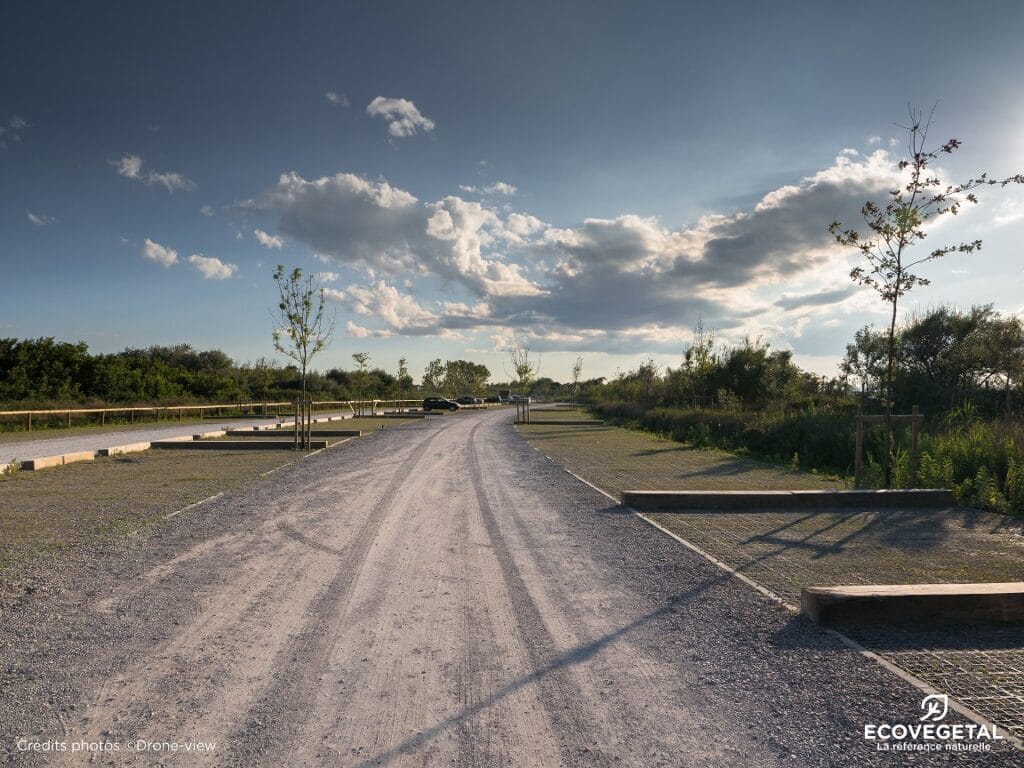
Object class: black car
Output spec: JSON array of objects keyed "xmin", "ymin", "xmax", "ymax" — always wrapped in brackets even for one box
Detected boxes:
[
  {"xmin": 454, "ymin": 395, "xmax": 480, "ymax": 406},
  {"xmin": 422, "ymin": 396, "xmax": 460, "ymax": 412}
]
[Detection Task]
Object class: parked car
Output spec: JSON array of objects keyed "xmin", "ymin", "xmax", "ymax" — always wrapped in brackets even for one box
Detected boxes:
[
  {"xmin": 454, "ymin": 395, "xmax": 478, "ymax": 406},
  {"xmin": 422, "ymin": 396, "xmax": 460, "ymax": 412},
  {"xmin": 484, "ymin": 395, "xmax": 500, "ymax": 404}
]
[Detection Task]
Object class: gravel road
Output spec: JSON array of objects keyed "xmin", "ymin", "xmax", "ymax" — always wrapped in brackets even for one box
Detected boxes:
[{"xmin": 1, "ymin": 409, "xmax": 1017, "ymax": 766}]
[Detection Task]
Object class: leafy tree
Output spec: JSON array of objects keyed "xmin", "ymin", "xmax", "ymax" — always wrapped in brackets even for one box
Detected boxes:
[
  {"xmin": 443, "ymin": 359, "xmax": 490, "ymax": 396},
  {"xmin": 841, "ymin": 326, "xmax": 889, "ymax": 401},
  {"xmin": 422, "ymin": 358, "xmax": 445, "ymax": 393}
]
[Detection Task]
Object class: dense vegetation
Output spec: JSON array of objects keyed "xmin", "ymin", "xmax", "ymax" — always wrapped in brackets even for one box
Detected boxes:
[
  {"xmin": 0, "ymin": 339, "xmax": 566, "ymax": 410},
  {"xmin": 585, "ymin": 306, "xmax": 1024, "ymax": 516}
]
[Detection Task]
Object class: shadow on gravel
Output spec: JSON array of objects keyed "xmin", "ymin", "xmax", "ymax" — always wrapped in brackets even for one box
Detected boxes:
[
  {"xmin": 841, "ymin": 623, "xmax": 1024, "ymax": 651},
  {"xmin": 353, "ymin": 573, "xmax": 731, "ymax": 768},
  {"xmin": 738, "ymin": 509, "xmax": 959, "ymax": 564},
  {"xmin": 768, "ymin": 614, "xmax": 848, "ymax": 651},
  {"xmin": 769, "ymin": 617, "xmax": 1024, "ymax": 652}
]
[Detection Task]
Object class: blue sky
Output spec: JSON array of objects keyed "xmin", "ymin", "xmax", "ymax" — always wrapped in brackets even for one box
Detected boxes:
[{"xmin": 4, "ymin": 0, "xmax": 1024, "ymax": 383}]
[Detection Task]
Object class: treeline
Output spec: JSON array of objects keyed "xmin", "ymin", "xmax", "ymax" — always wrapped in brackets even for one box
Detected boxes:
[
  {"xmin": 587, "ymin": 306, "xmax": 1024, "ymax": 516},
  {"xmin": 0, "ymin": 339, "xmax": 403, "ymax": 407},
  {"xmin": 0, "ymin": 339, "xmax": 577, "ymax": 408}
]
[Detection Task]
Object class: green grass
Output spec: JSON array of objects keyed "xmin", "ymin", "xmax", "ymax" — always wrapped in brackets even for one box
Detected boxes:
[
  {"xmin": 0, "ymin": 448, "xmax": 296, "ymax": 598},
  {"xmin": 517, "ymin": 420, "xmax": 842, "ymax": 496}
]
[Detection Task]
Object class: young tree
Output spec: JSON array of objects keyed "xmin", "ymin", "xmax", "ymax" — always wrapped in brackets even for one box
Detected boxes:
[
  {"xmin": 351, "ymin": 352, "xmax": 370, "ymax": 413},
  {"xmin": 397, "ymin": 357, "xmax": 412, "ymax": 402},
  {"xmin": 571, "ymin": 357, "xmax": 583, "ymax": 406},
  {"xmin": 271, "ymin": 265, "xmax": 336, "ymax": 447},
  {"xmin": 829, "ymin": 106, "xmax": 1023, "ymax": 413},
  {"xmin": 506, "ymin": 341, "xmax": 540, "ymax": 394},
  {"xmin": 829, "ymin": 105, "xmax": 1023, "ymax": 483},
  {"xmin": 682, "ymin": 317, "xmax": 717, "ymax": 408}
]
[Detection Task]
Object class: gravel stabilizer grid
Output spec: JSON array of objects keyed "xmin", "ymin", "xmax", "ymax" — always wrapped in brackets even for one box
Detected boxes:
[{"xmin": 517, "ymin": 414, "xmax": 1024, "ymax": 756}]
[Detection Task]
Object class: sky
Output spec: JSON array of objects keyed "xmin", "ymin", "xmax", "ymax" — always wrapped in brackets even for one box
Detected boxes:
[{"xmin": 4, "ymin": 0, "xmax": 1024, "ymax": 384}]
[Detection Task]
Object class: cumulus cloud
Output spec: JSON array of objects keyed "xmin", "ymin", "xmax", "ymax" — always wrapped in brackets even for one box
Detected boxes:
[
  {"xmin": 327, "ymin": 280, "xmax": 438, "ymax": 333},
  {"xmin": 141, "ymin": 238, "xmax": 178, "ymax": 268},
  {"xmin": 111, "ymin": 153, "xmax": 195, "ymax": 192},
  {"xmin": 187, "ymin": 254, "xmax": 237, "ymax": 280},
  {"xmin": 200, "ymin": 204, "xmax": 216, "ymax": 217},
  {"xmin": 253, "ymin": 149, "xmax": 910, "ymax": 349},
  {"xmin": 366, "ymin": 96, "xmax": 435, "ymax": 138},
  {"xmin": 254, "ymin": 228, "xmax": 284, "ymax": 249},
  {"xmin": 325, "ymin": 91, "xmax": 349, "ymax": 107},
  {"xmin": 27, "ymin": 211, "xmax": 55, "ymax": 226},
  {"xmin": 251, "ymin": 171, "xmax": 542, "ymax": 297}
]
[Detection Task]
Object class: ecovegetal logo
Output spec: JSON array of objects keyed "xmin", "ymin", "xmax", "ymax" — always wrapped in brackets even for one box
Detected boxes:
[
  {"xmin": 863, "ymin": 693, "xmax": 1003, "ymax": 753},
  {"xmin": 919, "ymin": 694, "xmax": 948, "ymax": 723}
]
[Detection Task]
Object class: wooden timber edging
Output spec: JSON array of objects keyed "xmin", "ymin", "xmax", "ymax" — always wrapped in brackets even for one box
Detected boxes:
[
  {"xmin": 801, "ymin": 582, "xmax": 1024, "ymax": 625},
  {"xmin": 622, "ymin": 488, "xmax": 957, "ymax": 511}
]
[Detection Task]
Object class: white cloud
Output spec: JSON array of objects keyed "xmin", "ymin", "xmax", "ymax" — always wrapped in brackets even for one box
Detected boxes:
[
  {"xmin": 315, "ymin": 271, "xmax": 340, "ymax": 282},
  {"xmin": 253, "ymin": 149, "xmax": 917, "ymax": 356},
  {"xmin": 141, "ymin": 238, "xmax": 178, "ymax": 268},
  {"xmin": 254, "ymin": 228, "xmax": 284, "ymax": 249},
  {"xmin": 188, "ymin": 254, "xmax": 237, "ymax": 280},
  {"xmin": 366, "ymin": 96, "xmax": 435, "ymax": 138},
  {"xmin": 325, "ymin": 91, "xmax": 350, "ymax": 107},
  {"xmin": 111, "ymin": 153, "xmax": 195, "ymax": 192},
  {"xmin": 114, "ymin": 154, "xmax": 144, "ymax": 179},
  {"xmin": 200, "ymin": 204, "xmax": 216, "ymax": 217},
  {"xmin": 26, "ymin": 211, "xmax": 55, "ymax": 226},
  {"xmin": 990, "ymin": 198, "xmax": 1024, "ymax": 227},
  {"xmin": 868, "ymin": 135, "xmax": 882, "ymax": 145},
  {"xmin": 459, "ymin": 181, "xmax": 518, "ymax": 196},
  {"xmin": 326, "ymin": 280, "xmax": 438, "ymax": 332},
  {"xmin": 0, "ymin": 115, "xmax": 28, "ymax": 147}
]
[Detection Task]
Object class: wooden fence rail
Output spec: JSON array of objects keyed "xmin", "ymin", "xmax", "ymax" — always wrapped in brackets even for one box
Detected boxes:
[
  {"xmin": 0, "ymin": 398, "xmax": 426, "ymax": 431},
  {"xmin": 0, "ymin": 402, "xmax": 293, "ymax": 431}
]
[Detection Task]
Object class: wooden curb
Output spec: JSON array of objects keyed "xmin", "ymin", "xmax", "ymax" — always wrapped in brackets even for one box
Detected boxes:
[
  {"xmin": 622, "ymin": 488, "xmax": 957, "ymax": 511},
  {"xmin": 802, "ymin": 582, "xmax": 1024, "ymax": 625}
]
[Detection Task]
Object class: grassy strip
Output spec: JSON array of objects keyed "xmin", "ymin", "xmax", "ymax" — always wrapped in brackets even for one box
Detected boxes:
[
  {"xmin": 516, "ymin": 418, "xmax": 1024, "ymax": 596},
  {"xmin": 0, "ymin": 448, "xmax": 296, "ymax": 597},
  {"xmin": 517, "ymin": 413, "xmax": 842, "ymax": 496}
]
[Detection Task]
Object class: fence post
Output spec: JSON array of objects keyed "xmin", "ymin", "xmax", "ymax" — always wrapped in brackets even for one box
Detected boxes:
[
  {"xmin": 27, "ymin": 412, "xmax": 31, "ymax": 431},
  {"xmin": 854, "ymin": 410, "xmax": 864, "ymax": 488},
  {"xmin": 911, "ymin": 405, "xmax": 920, "ymax": 487}
]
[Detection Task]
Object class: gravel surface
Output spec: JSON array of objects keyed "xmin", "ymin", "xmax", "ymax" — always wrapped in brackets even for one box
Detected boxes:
[{"xmin": 1, "ymin": 409, "xmax": 1017, "ymax": 766}]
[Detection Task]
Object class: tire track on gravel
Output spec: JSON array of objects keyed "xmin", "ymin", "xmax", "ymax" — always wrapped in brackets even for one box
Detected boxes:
[
  {"xmin": 466, "ymin": 421, "xmax": 612, "ymax": 767},
  {"xmin": 227, "ymin": 423, "xmax": 448, "ymax": 766}
]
